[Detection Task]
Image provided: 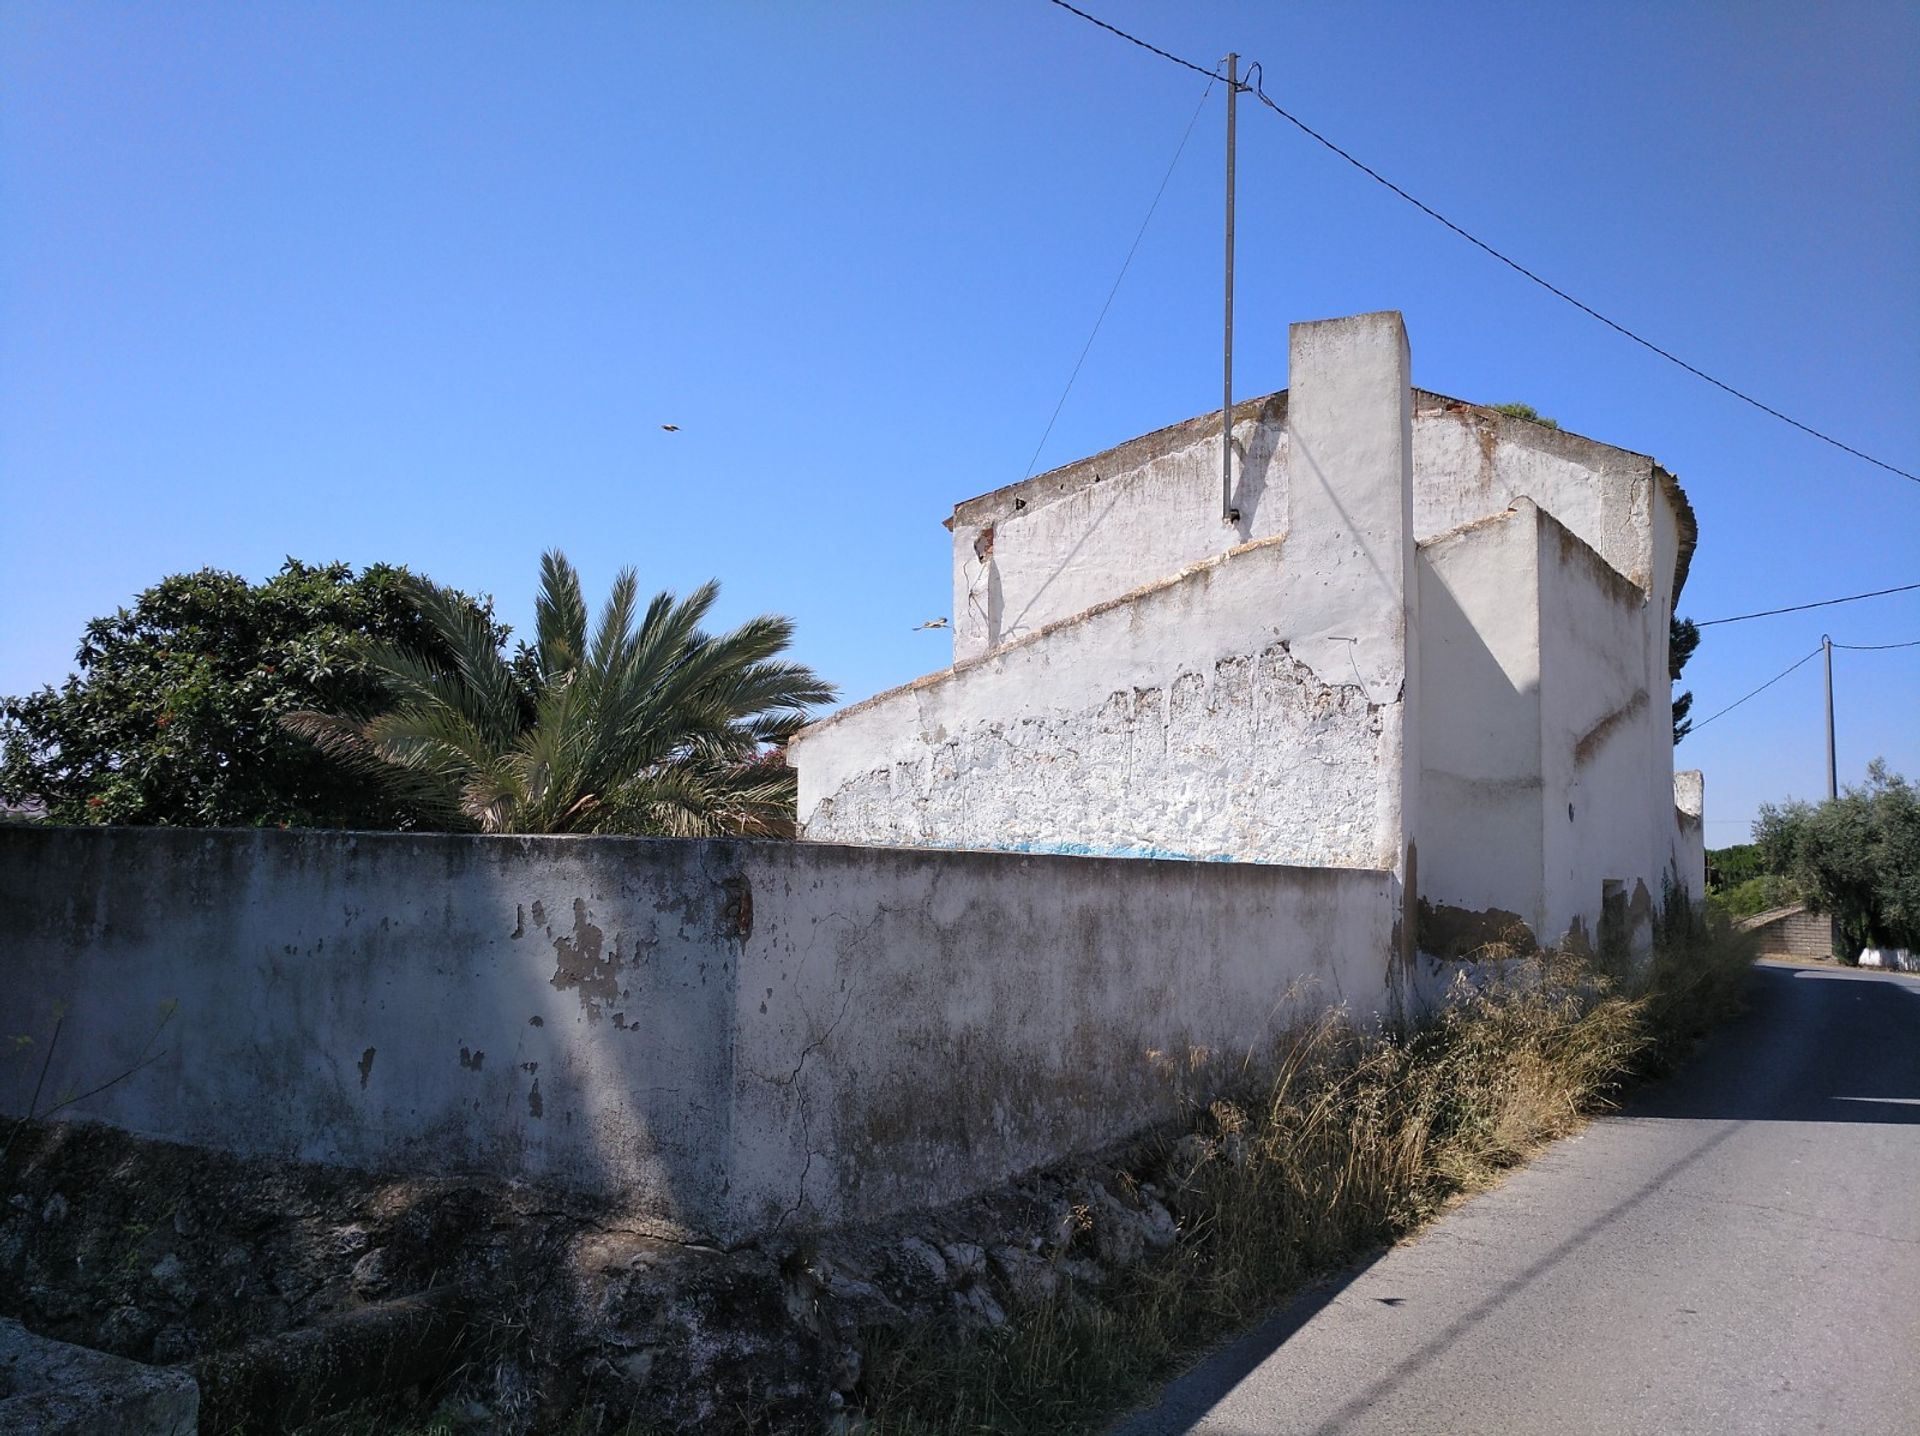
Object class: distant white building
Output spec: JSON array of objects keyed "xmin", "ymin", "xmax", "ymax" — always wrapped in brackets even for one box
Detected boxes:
[{"xmin": 789, "ymin": 311, "xmax": 1704, "ymax": 968}]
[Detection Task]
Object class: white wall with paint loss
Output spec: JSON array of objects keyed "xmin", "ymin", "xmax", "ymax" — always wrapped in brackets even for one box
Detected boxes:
[
  {"xmin": 1538, "ymin": 503, "xmax": 1663, "ymax": 952},
  {"xmin": 797, "ymin": 538, "xmax": 1392, "ymax": 867},
  {"xmin": 798, "ymin": 308, "xmax": 1702, "ymax": 976},
  {"xmin": 0, "ymin": 826, "xmax": 1398, "ymax": 1243},
  {"xmin": 795, "ymin": 312, "xmax": 1418, "ymax": 879}
]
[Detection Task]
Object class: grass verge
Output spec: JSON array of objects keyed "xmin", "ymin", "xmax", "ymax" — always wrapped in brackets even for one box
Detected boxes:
[{"xmin": 858, "ymin": 907, "xmax": 1755, "ymax": 1436}]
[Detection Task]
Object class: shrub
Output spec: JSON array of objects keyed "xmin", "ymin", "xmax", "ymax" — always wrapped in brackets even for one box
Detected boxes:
[{"xmin": 860, "ymin": 916, "xmax": 1754, "ymax": 1435}]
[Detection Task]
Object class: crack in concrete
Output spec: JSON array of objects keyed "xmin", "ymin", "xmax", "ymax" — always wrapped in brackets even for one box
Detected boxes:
[{"xmin": 739, "ymin": 908, "xmax": 891, "ymax": 1234}]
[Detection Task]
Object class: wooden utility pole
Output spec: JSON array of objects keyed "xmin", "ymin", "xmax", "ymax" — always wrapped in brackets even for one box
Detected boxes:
[
  {"xmin": 1221, "ymin": 53, "xmax": 1238, "ymax": 525},
  {"xmin": 1823, "ymin": 633, "xmax": 1837, "ymax": 800}
]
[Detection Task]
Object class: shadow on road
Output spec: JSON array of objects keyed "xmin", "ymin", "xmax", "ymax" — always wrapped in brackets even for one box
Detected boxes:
[
  {"xmin": 1111, "ymin": 960, "xmax": 1920, "ymax": 1435},
  {"xmin": 1113, "ymin": 1116, "xmax": 1752, "ymax": 1436},
  {"xmin": 1105, "ymin": 1256, "xmax": 1385, "ymax": 1436},
  {"xmin": 1627, "ymin": 961, "xmax": 1920, "ymax": 1126}
]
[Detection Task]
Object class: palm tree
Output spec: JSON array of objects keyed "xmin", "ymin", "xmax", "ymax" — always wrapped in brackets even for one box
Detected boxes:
[{"xmin": 284, "ymin": 551, "xmax": 835, "ymax": 836}]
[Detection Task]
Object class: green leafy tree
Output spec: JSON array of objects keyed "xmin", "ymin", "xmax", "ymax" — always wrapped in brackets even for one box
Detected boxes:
[
  {"xmin": 1716, "ymin": 874, "xmax": 1801, "ymax": 920},
  {"xmin": 1705, "ymin": 842, "xmax": 1769, "ymax": 893},
  {"xmin": 0, "ymin": 561, "xmax": 502, "ymax": 828},
  {"xmin": 1755, "ymin": 760, "xmax": 1920, "ymax": 955},
  {"xmin": 284, "ymin": 551, "xmax": 835, "ymax": 836},
  {"xmin": 1670, "ymin": 615, "xmax": 1700, "ymax": 745}
]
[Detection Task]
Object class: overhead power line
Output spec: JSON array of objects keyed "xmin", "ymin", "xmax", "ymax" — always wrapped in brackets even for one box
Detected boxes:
[
  {"xmin": 1689, "ymin": 647, "xmax": 1822, "ymax": 733},
  {"xmin": 1695, "ymin": 581, "xmax": 1920, "ymax": 627},
  {"xmin": 1042, "ymin": 0, "xmax": 1920, "ymax": 487},
  {"xmin": 1689, "ymin": 633, "xmax": 1916, "ymax": 735},
  {"xmin": 1021, "ymin": 74, "xmax": 1216, "ymax": 482},
  {"xmin": 1044, "ymin": 0, "xmax": 1223, "ymax": 82}
]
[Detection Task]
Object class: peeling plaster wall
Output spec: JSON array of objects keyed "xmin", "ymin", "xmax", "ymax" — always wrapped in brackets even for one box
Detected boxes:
[
  {"xmin": 0, "ymin": 827, "xmax": 1396, "ymax": 1243},
  {"xmin": 794, "ymin": 312, "xmax": 1418, "ymax": 879},
  {"xmin": 795, "ymin": 539, "xmax": 1393, "ymax": 868},
  {"xmin": 947, "ymin": 393, "xmax": 1664, "ymax": 680},
  {"xmin": 0, "ymin": 828, "xmax": 740, "ymax": 1233}
]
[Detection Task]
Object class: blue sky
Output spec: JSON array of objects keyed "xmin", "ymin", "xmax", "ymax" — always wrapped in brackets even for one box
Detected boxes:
[{"xmin": 3, "ymin": 1, "xmax": 1915, "ymax": 841}]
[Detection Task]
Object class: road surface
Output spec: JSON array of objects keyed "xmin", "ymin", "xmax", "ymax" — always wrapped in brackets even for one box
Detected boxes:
[{"xmin": 1117, "ymin": 959, "xmax": 1920, "ymax": 1435}]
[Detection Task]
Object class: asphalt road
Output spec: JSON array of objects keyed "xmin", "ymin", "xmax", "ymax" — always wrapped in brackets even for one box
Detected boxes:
[{"xmin": 1116, "ymin": 959, "xmax": 1920, "ymax": 1436}]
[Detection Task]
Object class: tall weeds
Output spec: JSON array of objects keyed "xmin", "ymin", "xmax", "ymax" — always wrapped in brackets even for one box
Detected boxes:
[{"xmin": 860, "ymin": 911, "xmax": 1755, "ymax": 1436}]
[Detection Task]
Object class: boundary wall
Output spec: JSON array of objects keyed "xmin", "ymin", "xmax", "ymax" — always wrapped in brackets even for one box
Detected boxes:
[
  {"xmin": 1738, "ymin": 904, "xmax": 1836, "ymax": 962},
  {"xmin": 0, "ymin": 827, "xmax": 1397, "ymax": 1242}
]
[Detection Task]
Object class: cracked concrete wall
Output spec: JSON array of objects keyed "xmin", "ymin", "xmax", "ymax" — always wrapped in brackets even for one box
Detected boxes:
[
  {"xmin": 0, "ymin": 826, "xmax": 1396, "ymax": 1243},
  {"xmin": 793, "ymin": 312, "xmax": 1417, "ymax": 877}
]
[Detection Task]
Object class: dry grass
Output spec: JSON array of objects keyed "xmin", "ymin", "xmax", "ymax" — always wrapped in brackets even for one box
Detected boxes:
[{"xmin": 859, "ymin": 909, "xmax": 1755, "ymax": 1436}]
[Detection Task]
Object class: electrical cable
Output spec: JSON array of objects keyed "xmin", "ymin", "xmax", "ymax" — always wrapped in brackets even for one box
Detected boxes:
[
  {"xmin": 1688, "ymin": 647, "xmax": 1822, "ymax": 732},
  {"xmin": 1684, "ymin": 635, "xmax": 1914, "ymax": 737},
  {"xmin": 1042, "ymin": 0, "xmax": 1920, "ymax": 487},
  {"xmin": 1020, "ymin": 73, "xmax": 1216, "ymax": 482},
  {"xmin": 1043, "ymin": 0, "xmax": 1223, "ymax": 83},
  {"xmin": 1695, "ymin": 581, "xmax": 1920, "ymax": 627}
]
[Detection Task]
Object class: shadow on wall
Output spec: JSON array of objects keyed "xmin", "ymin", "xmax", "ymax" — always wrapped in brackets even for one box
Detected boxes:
[
  {"xmin": 1, "ymin": 828, "xmax": 1407, "ymax": 1244},
  {"xmin": 989, "ymin": 413, "xmax": 1283, "ymax": 652},
  {"xmin": 0, "ymin": 828, "xmax": 742, "ymax": 1242},
  {"xmin": 1413, "ymin": 532, "xmax": 1545, "ymax": 972}
]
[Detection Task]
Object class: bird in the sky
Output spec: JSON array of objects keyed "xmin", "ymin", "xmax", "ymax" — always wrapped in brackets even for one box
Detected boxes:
[
  {"xmin": 912, "ymin": 617, "xmax": 950, "ymax": 631},
  {"xmin": 661, "ymin": 423, "xmax": 680, "ymax": 432}
]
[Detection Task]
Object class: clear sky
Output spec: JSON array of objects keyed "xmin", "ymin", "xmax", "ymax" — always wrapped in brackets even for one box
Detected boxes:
[{"xmin": 3, "ymin": 1, "xmax": 1916, "ymax": 843}]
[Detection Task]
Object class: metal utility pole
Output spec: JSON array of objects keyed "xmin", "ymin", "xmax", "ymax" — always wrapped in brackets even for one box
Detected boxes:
[
  {"xmin": 1221, "ymin": 52, "xmax": 1238, "ymax": 525},
  {"xmin": 1823, "ymin": 634, "xmax": 1837, "ymax": 800}
]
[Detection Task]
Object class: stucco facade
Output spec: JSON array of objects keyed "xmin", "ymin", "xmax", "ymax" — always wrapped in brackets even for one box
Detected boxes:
[
  {"xmin": 790, "ymin": 309, "xmax": 1704, "ymax": 961},
  {"xmin": 0, "ymin": 826, "xmax": 1396, "ymax": 1242}
]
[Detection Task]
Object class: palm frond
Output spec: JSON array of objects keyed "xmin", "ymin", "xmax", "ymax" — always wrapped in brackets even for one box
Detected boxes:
[
  {"xmin": 411, "ymin": 582, "xmax": 522, "ymax": 743},
  {"xmin": 534, "ymin": 550, "xmax": 588, "ymax": 682},
  {"xmin": 288, "ymin": 558, "xmax": 829, "ymax": 837},
  {"xmin": 279, "ymin": 709, "xmax": 470, "ymax": 829}
]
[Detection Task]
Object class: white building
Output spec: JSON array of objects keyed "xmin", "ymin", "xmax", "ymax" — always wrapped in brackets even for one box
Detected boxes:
[{"xmin": 789, "ymin": 311, "xmax": 1704, "ymax": 967}]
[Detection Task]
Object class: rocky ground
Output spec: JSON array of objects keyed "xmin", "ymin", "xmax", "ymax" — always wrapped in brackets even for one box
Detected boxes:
[{"xmin": 0, "ymin": 1117, "xmax": 1187, "ymax": 1433}]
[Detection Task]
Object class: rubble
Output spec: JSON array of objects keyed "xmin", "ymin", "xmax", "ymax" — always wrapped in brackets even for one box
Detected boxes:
[{"xmin": 1, "ymin": 1114, "xmax": 1198, "ymax": 1433}]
